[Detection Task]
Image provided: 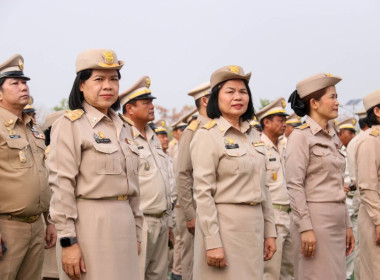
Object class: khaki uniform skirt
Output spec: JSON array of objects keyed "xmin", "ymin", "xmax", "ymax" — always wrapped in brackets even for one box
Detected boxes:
[
  {"xmin": 358, "ymin": 204, "xmax": 380, "ymax": 279},
  {"xmin": 290, "ymin": 202, "xmax": 346, "ymax": 280},
  {"xmin": 57, "ymin": 199, "xmax": 140, "ymax": 280},
  {"xmin": 193, "ymin": 204, "xmax": 264, "ymax": 280}
]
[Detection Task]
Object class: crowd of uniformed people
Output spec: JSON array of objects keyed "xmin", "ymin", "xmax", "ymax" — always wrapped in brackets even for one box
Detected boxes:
[{"xmin": 0, "ymin": 49, "xmax": 379, "ymax": 280}]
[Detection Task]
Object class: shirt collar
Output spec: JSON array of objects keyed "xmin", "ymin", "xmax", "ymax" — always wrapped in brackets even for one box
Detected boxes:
[
  {"xmin": 306, "ymin": 116, "xmax": 336, "ymax": 137},
  {"xmin": 83, "ymin": 101, "xmax": 111, "ymax": 128},
  {"xmin": 132, "ymin": 124, "xmax": 155, "ymax": 141},
  {"xmin": 214, "ymin": 116, "xmax": 251, "ymax": 136},
  {"xmin": 261, "ymin": 133, "xmax": 277, "ymax": 150}
]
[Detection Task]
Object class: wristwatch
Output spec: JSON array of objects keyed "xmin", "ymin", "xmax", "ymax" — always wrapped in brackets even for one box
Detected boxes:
[{"xmin": 60, "ymin": 237, "xmax": 78, "ymax": 248}]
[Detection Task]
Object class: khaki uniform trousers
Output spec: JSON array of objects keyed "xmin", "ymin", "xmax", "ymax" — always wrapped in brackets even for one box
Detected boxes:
[
  {"xmin": 175, "ymin": 205, "xmax": 193, "ymax": 280},
  {"xmin": 171, "ymin": 207, "xmax": 182, "ymax": 276},
  {"xmin": 264, "ymin": 208, "xmax": 294, "ymax": 280},
  {"xmin": 359, "ymin": 204, "xmax": 380, "ymax": 280},
  {"xmin": 139, "ymin": 214, "xmax": 169, "ymax": 280},
  {"xmin": 0, "ymin": 217, "xmax": 44, "ymax": 280}
]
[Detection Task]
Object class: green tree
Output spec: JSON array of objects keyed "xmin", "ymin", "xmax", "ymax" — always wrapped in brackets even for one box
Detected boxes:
[
  {"xmin": 53, "ymin": 98, "xmax": 68, "ymax": 111},
  {"xmin": 259, "ymin": 98, "xmax": 271, "ymax": 109}
]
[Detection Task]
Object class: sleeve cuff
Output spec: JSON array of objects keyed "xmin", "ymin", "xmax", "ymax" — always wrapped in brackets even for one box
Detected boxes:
[
  {"xmin": 56, "ymin": 223, "xmax": 76, "ymax": 239},
  {"xmin": 298, "ymin": 218, "xmax": 313, "ymax": 233},
  {"xmin": 184, "ymin": 207, "xmax": 196, "ymax": 222},
  {"xmin": 205, "ymin": 233, "xmax": 223, "ymax": 250},
  {"xmin": 264, "ymin": 221, "xmax": 277, "ymax": 238}
]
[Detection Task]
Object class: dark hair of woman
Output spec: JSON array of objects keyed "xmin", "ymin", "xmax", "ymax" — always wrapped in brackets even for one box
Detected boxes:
[
  {"xmin": 207, "ymin": 79, "xmax": 255, "ymax": 122},
  {"xmin": 68, "ymin": 69, "xmax": 121, "ymax": 111},
  {"xmin": 301, "ymin": 87, "xmax": 327, "ymax": 116},
  {"xmin": 366, "ymin": 105, "xmax": 380, "ymax": 126},
  {"xmin": 358, "ymin": 117, "xmax": 371, "ymax": 129}
]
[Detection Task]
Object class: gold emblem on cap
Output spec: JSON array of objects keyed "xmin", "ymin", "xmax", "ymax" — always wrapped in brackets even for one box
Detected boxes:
[
  {"xmin": 103, "ymin": 51, "xmax": 114, "ymax": 64},
  {"xmin": 18, "ymin": 59, "xmax": 24, "ymax": 71},
  {"xmin": 146, "ymin": 77, "xmax": 151, "ymax": 88},
  {"xmin": 297, "ymin": 116, "xmax": 301, "ymax": 120},
  {"xmin": 229, "ymin": 65, "xmax": 240, "ymax": 74},
  {"xmin": 161, "ymin": 120, "xmax": 165, "ymax": 127},
  {"xmin": 353, "ymin": 119, "xmax": 357, "ymax": 125},
  {"xmin": 282, "ymin": 100, "xmax": 286, "ymax": 108},
  {"xmin": 326, "ymin": 73, "xmax": 333, "ymax": 77}
]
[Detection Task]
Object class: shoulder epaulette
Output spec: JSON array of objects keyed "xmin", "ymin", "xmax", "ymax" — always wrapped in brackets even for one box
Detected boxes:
[
  {"xmin": 203, "ymin": 120, "xmax": 216, "ymax": 130},
  {"xmin": 296, "ymin": 123, "xmax": 310, "ymax": 130},
  {"xmin": 370, "ymin": 128, "xmax": 380, "ymax": 137},
  {"xmin": 119, "ymin": 113, "xmax": 134, "ymax": 126},
  {"xmin": 188, "ymin": 120, "xmax": 199, "ymax": 131},
  {"xmin": 169, "ymin": 139, "xmax": 176, "ymax": 146},
  {"xmin": 64, "ymin": 109, "xmax": 84, "ymax": 121}
]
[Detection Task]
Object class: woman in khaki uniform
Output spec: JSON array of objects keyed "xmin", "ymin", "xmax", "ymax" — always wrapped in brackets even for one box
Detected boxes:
[
  {"xmin": 286, "ymin": 73, "xmax": 354, "ymax": 279},
  {"xmin": 356, "ymin": 89, "xmax": 380, "ymax": 280},
  {"xmin": 49, "ymin": 49, "xmax": 143, "ymax": 280},
  {"xmin": 190, "ymin": 65, "xmax": 277, "ymax": 279}
]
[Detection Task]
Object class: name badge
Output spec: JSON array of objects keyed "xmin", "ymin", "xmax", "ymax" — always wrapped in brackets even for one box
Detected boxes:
[{"xmin": 225, "ymin": 144, "xmax": 239, "ymax": 149}]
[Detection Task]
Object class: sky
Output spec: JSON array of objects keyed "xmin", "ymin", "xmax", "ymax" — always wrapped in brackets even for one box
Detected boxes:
[{"xmin": 2, "ymin": 0, "xmax": 380, "ymax": 122}]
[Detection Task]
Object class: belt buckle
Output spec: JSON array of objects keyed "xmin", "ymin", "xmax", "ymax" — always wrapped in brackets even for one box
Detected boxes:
[
  {"xmin": 249, "ymin": 202, "xmax": 258, "ymax": 206},
  {"xmin": 26, "ymin": 215, "xmax": 38, "ymax": 223},
  {"xmin": 117, "ymin": 195, "xmax": 127, "ymax": 201}
]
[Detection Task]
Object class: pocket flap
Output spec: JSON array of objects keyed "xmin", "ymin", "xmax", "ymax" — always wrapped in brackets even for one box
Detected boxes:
[
  {"xmin": 93, "ymin": 143, "xmax": 119, "ymax": 154},
  {"xmin": 6, "ymin": 138, "xmax": 29, "ymax": 149},
  {"xmin": 225, "ymin": 149, "xmax": 247, "ymax": 157},
  {"xmin": 312, "ymin": 147, "xmax": 331, "ymax": 157}
]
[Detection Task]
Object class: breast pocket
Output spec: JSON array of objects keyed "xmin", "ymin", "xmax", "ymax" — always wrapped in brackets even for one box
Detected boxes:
[
  {"xmin": 93, "ymin": 144, "xmax": 122, "ymax": 175},
  {"xmin": 139, "ymin": 149, "xmax": 154, "ymax": 175},
  {"xmin": 6, "ymin": 138, "xmax": 33, "ymax": 169},
  {"xmin": 225, "ymin": 149, "xmax": 252, "ymax": 174},
  {"xmin": 311, "ymin": 146, "xmax": 331, "ymax": 172},
  {"xmin": 126, "ymin": 144, "xmax": 140, "ymax": 175}
]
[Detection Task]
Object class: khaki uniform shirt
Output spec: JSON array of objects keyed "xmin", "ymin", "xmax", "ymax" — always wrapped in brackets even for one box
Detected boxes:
[
  {"xmin": 168, "ymin": 139, "xmax": 178, "ymax": 160},
  {"xmin": 49, "ymin": 102, "xmax": 143, "ymax": 240},
  {"xmin": 286, "ymin": 116, "xmax": 351, "ymax": 233},
  {"xmin": 261, "ymin": 133, "xmax": 290, "ymax": 205},
  {"xmin": 191, "ymin": 116, "xmax": 276, "ymax": 250},
  {"xmin": 176, "ymin": 114, "xmax": 209, "ymax": 221},
  {"xmin": 120, "ymin": 116, "xmax": 173, "ymax": 227},
  {"xmin": 355, "ymin": 125, "xmax": 380, "ymax": 225},
  {"xmin": 0, "ymin": 107, "xmax": 49, "ymax": 216},
  {"xmin": 347, "ymin": 133, "xmax": 363, "ymax": 213}
]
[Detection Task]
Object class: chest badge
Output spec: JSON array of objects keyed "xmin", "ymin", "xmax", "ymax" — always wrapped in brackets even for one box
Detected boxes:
[
  {"xmin": 224, "ymin": 137, "xmax": 239, "ymax": 149},
  {"xmin": 19, "ymin": 150, "xmax": 27, "ymax": 163},
  {"xmin": 253, "ymin": 141, "xmax": 264, "ymax": 147},
  {"xmin": 272, "ymin": 171, "xmax": 277, "ymax": 181},
  {"xmin": 94, "ymin": 131, "xmax": 111, "ymax": 144},
  {"xmin": 31, "ymin": 127, "xmax": 45, "ymax": 139}
]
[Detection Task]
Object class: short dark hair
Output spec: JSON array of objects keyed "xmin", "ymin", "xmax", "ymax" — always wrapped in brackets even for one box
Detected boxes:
[
  {"xmin": 122, "ymin": 99, "xmax": 137, "ymax": 114},
  {"xmin": 0, "ymin": 77, "xmax": 6, "ymax": 91},
  {"xmin": 194, "ymin": 94, "xmax": 210, "ymax": 110},
  {"xmin": 207, "ymin": 80, "xmax": 255, "ymax": 122},
  {"xmin": 366, "ymin": 105, "xmax": 380, "ymax": 127},
  {"xmin": 358, "ymin": 117, "xmax": 370, "ymax": 129},
  {"xmin": 68, "ymin": 69, "xmax": 121, "ymax": 111},
  {"xmin": 260, "ymin": 115, "xmax": 275, "ymax": 129}
]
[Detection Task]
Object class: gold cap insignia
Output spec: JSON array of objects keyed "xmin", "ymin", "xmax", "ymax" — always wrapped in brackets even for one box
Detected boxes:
[
  {"xmin": 353, "ymin": 119, "xmax": 357, "ymax": 125},
  {"xmin": 18, "ymin": 59, "xmax": 24, "ymax": 71},
  {"xmin": 326, "ymin": 73, "xmax": 333, "ymax": 77},
  {"xmin": 102, "ymin": 51, "xmax": 114, "ymax": 64},
  {"xmin": 282, "ymin": 100, "xmax": 286, "ymax": 108},
  {"xmin": 146, "ymin": 77, "xmax": 151, "ymax": 88},
  {"xmin": 229, "ymin": 65, "xmax": 240, "ymax": 74},
  {"xmin": 161, "ymin": 120, "xmax": 165, "ymax": 127},
  {"xmin": 297, "ymin": 116, "xmax": 301, "ymax": 120}
]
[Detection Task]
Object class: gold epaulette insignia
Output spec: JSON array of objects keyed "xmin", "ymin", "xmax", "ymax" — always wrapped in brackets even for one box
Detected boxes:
[
  {"xmin": 65, "ymin": 109, "xmax": 84, "ymax": 121},
  {"xmin": 45, "ymin": 145, "xmax": 50, "ymax": 155},
  {"xmin": 188, "ymin": 120, "xmax": 199, "ymax": 131},
  {"xmin": 370, "ymin": 128, "xmax": 380, "ymax": 137},
  {"xmin": 296, "ymin": 123, "xmax": 310, "ymax": 130},
  {"xmin": 203, "ymin": 120, "xmax": 216, "ymax": 130},
  {"xmin": 119, "ymin": 114, "xmax": 134, "ymax": 126}
]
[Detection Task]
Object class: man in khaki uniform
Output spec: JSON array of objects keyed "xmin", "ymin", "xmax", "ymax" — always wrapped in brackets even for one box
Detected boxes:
[
  {"xmin": 0, "ymin": 54, "xmax": 56, "ymax": 280},
  {"xmin": 176, "ymin": 81, "xmax": 210, "ymax": 280},
  {"xmin": 256, "ymin": 98, "xmax": 294, "ymax": 280},
  {"xmin": 356, "ymin": 89, "xmax": 380, "ymax": 280},
  {"xmin": 284, "ymin": 112, "xmax": 302, "ymax": 139},
  {"xmin": 154, "ymin": 121, "xmax": 181, "ymax": 280},
  {"xmin": 168, "ymin": 120, "xmax": 187, "ymax": 166},
  {"xmin": 337, "ymin": 118, "xmax": 357, "ymax": 280},
  {"xmin": 346, "ymin": 111, "xmax": 369, "ymax": 280},
  {"xmin": 119, "ymin": 76, "xmax": 173, "ymax": 280}
]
